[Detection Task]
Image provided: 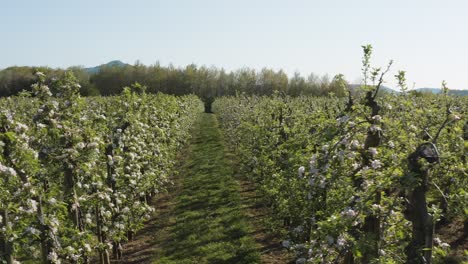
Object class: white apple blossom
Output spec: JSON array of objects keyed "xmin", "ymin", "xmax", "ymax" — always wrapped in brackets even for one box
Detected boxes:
[
  {"xmin": 14, "ymin": 122, "xmax": 28, "ymax": 132},
  {"xmin": 341, "ymin": 208, "xmax": 357, "ymax": 218},
  {"xmin": 84, "ymin": 243, "xmax": 92, "ymax": 252},
  {"xmin": 104, "ymin": 211, "xmax": 112, "ymax": 218},
  {"xmin": 26, "ymin": 199, "xmax": 38, "ymax": 213},
  {"xmin": 48, "ymin": 251, "xmax": 60, "ymax": 263},
  {"xmin": 318, "ymin": 178, "xmax": 326, "ymax": 188},
  {"xmin": 371, "ymin": 160, "xmax": 382, "ymax": 169},
  {"xmin": 440, "ymin": 242, "xmax": 450, "ymax": 249},
  {"xmin": 0, "ymin": 163, "xmax": 17, "ymax": 177},
  {"xmin": 65, "ymin": 246, "xmax": 75, "ymax": 253},
  {"xmin": 85, "ymin": 214, "xmax": 92, "ymax": 224},
  {"xmin": 369, "ymin": 125, "xmax": 382, "ymax": 133},
  {"xmin": 26, "ymin": 227, "xmax": 41, "ymax": 236},
  {"xmin": 71, "ymin": 202, "xmax": 79, "ymax": 211},
  {"xmin": 298, "ymin": 166, "xmax": 305, "ymax": 177},
  {"xmin": 49, "ymin": 217, "xmax": 60, "ymax": 234},
  {"xmin": 75, "ymin": 142, "xmax": 85, "ymax": 150},
  {"xmin": 107, "ymin": 155, "xmax": 114, "ymax": 166},
  {"xmin": 87, "ymin": 142, "xmax": 99, "ymax": 149},
  {"xmin": 372, "ymin": 115, "xmax": 382, "ymax": 122},
  {"xmin": 368, "ymin": 147, "xmax": 378, "ymax": 157},
  {"xmin": 350, "ymin": 140, "xmax": 360, "ymax": 150},
  {"xmin": 352, "ymin": 162, "xmax": 360, "ymax": 170},
  {"xmin": 35, "ymin": 71, "xmax": 46, "ymax": 77},
  {"xmin": 336, "ymin": 235, "xmax": 346, "ymax": 248},
  {"xmin": 451, "ymin": 114, "xmax": 461, "ymax": 121},
  {"xmin": 361, "ymin": 180, "xmax": 373, "ymax": 190}
]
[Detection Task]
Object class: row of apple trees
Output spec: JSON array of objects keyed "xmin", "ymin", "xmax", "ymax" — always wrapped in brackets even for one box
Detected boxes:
[
  {"xmin": 0, "ymin": 72, "xmax": 203, "ymax": 263},
  {"xmin": 213, "ymin": 46, "xmax": 467, "ymax": 263}
]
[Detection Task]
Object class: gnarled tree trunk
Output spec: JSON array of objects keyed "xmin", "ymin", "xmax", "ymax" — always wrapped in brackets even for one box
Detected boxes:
[{"xmin": 405, "ymin": 143, "xmax": 439, "ymax": 264}]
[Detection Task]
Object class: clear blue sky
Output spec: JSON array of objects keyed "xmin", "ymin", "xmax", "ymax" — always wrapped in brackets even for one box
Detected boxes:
[{"xmin": 1, "ymin": 0, "xmax": 467, "ymax": 89}]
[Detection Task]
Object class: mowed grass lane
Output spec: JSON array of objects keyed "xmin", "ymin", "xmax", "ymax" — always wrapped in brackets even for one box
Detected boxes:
[{"xmin": 155, "ymin": 113, "xmax": 259, "ymax": 264}]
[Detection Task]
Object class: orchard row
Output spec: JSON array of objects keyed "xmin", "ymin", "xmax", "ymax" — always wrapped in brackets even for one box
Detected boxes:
[
  {"xmin": 0, "ymin": 72, "xmax": 203, "ymax": 263},
  {"xmin": 214, "ymin": 48, "xmax": 467, "ymax": 263}
]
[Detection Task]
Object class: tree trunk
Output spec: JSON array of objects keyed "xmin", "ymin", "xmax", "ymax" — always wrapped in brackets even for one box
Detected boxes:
[
  {"xmin": 127, "ymin": 230, "xmax": 134, "ymax": 241},
  {"xmin": 106, "ymin": 143, "xmax": 123, "ymax": 260},
  {"xmin": 405, "ymin": 143, "xmax": 438, "ymax": 264},
  {"xmin": 0, "ymin": 210, "xmax": 14, "ymax": 264},
  {"xmin": 361, "ymin": 91, "xmax": 382, "ymax": 263},
  {"xmin": 113, "ymin": 242, "xmax": 123, "ymax": 260},
  {"xmin": 464, "ymin": 219, "xmax": 468, "ymax": 239},
  {"xmin": 96, "ymin": 206, "xmax": 110, "ymax": 264},
  {"xmin": 38, "ymin": 197, "xmax": 53, "ymax": 264}
]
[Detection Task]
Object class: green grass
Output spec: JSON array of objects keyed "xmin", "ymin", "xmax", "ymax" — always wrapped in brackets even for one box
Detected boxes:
[{"xmin": 155, "ymin": 113, "xmax": 260, "ymax": 264}]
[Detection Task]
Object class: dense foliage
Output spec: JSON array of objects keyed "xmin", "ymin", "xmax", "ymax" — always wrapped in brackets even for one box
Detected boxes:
[
  {"xmin": 0, "ymin": 63, "xmax": 350, "ymax": 99},
  {"xmin": 0, "ymin": 72, "xmax": 203, "ymax": 263},
  {"xmin": 213, "ymin": 47, "xmax": 467, "ymax": 263}
]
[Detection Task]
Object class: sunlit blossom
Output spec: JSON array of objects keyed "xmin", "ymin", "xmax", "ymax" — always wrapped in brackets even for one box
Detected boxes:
[
  {"xmin": 371, "ymin": 160, "xmax": 382, "ymax": 169},
  {"xmin": 368, "ymin": 147, "xmax": 378, "ymax": 157},
  {"xmin": 298, "ymin": 166, "xmax": 305, "ymax": 177}
]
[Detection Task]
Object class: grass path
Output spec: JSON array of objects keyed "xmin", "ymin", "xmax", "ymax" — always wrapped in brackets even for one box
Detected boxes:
[
  {"xmin": 111, "ymin": 113, "xmax": 290, "ymax": 264},
  {"xmin": 154, "ymin": 113, "xmax": 260, "ymax": 263}
]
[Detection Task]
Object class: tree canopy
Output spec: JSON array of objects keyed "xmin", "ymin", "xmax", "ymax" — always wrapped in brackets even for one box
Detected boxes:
[{"xmin": 0, "ymin": 63, "xmax": 349, "ymax": 100}]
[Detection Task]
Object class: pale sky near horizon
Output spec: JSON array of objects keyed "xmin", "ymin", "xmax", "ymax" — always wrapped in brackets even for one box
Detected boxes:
[{"xmin": 1, "ymin": 0, "xmax": 467, "ymax": 89}]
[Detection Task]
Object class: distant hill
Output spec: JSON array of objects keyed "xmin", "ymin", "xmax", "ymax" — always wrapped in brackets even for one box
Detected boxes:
[
  {"xmin": 85, "ymin": 60, "xmax": 129, "ymax": 74},
  {"xmin": 348, "ymin": 84, "xmax": 399, "ymax": 95},
  {"xmin": 412, "ymin": 88, "xmax": 468, "ymax": 96},
  {"xmin": 377, "ymin": 85, "xmax": 398, "ymax": 94},
  {"xmin": 347, "ymin": 85, "xmax": 468, "ymax": 96}
]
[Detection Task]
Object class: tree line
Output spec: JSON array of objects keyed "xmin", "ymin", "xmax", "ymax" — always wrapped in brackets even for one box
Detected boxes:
[{"xmin": 0, "ymin": 62, "xmax": 350, "ymax": 99}]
